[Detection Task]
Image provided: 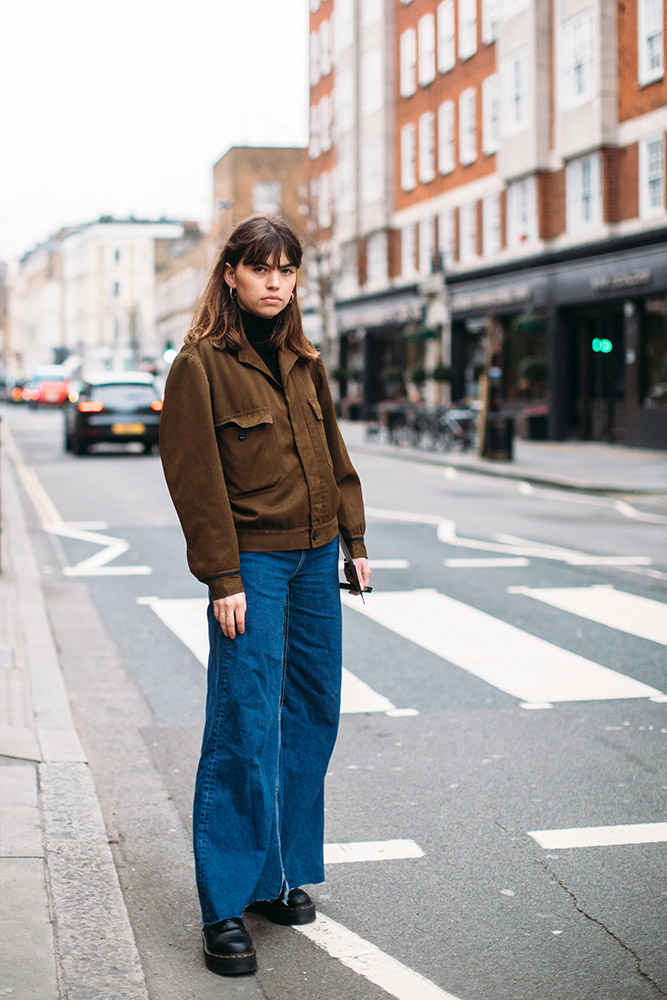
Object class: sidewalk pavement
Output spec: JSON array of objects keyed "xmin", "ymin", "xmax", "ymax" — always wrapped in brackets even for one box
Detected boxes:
[
  {"xmin": 338, "ymin": 419, "xmax": 667, "ymax": 495},
  {"xmin": 0, "ymin": 444, "xmax": 151, "ymax": 1000}
]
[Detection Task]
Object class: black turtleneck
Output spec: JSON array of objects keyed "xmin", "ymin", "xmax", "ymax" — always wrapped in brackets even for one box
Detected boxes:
[{"xmin": 241, "ymin": 310, "xmax": 281, "ymax": 384}]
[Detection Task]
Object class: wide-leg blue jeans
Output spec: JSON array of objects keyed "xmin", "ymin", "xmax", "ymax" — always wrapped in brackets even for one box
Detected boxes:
[{"xmin": 193, "ymin": 537, "xmax": 342, "ymax": 925}]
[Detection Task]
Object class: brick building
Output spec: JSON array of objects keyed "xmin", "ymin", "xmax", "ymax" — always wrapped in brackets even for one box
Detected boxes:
[{"xmin": 308, "ymin": 0, "xmax": 667, "ymax": 446}]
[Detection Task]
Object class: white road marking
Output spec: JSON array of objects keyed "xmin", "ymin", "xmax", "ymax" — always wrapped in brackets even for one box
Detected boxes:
[
  {"xmin": 344, "ymin": 590, "xmax": 663, "ymax": 705},
  {"xmin": 324, "ymin": 839, "xmax": 424, "ymax": 864},
  {"xmin": 509, "ymin": 585, "xmax": 667, "ymax": 646},
  {"xmin": 444, "ymin": 557, "xmax": 530, "ymax": 568},
  {"xmin": 137, "ymin": 596, "xmax": 411, "ymax": 715},
  {"xmin": 296, "ymin": 913, "xmax": 462, "ymax": 1000},
  {"xmin": 528, "ymin": 823, "xmax": 667, "ymax": 849}
]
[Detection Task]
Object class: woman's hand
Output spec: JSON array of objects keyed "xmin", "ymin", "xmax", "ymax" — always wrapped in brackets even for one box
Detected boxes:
[
  {"xmin": 345, "ymin": 557, "xmax": 371, "ymax": 596},
  {"xmin": 213, "ymin": 592, "xmax": 247, "ymax": 640}
]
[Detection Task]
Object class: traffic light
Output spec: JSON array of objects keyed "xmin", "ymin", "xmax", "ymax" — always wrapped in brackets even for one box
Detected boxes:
[{"xmin": 591, "ymin": 337, "xmax": 613, "ymax": 353}]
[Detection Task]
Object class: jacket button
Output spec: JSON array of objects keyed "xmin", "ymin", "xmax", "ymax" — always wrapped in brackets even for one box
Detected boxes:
[
  {"xmin": 312, "ymin": 531, "xmax": 319, "ymax": 541},
  {"xmin": 238, "ymin": 431, "xmax": 247, "ymax": 440}
]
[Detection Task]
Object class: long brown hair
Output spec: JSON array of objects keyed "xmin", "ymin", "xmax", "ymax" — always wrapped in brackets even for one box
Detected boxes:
[{"xmin": 185, "ymin": 214, "xmax": 318, "ymax": 359}]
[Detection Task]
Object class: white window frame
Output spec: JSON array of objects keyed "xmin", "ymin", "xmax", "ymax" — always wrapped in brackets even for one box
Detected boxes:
[
  {"xmin": 310, "ymin": 31, "xmax": 320, "ymax": 86},
  {"xmin": 401, "ymin": 122, "xmax": 417, "ymax": 191},
  {"xmin": 309, "ymin": 103, "xmax": 320, "ymax": 160},
  {"xmin": 559, "ymin": 9, "xmax": 594, "ymax": 111},
  {"xmin": 438, "ymin": 208, "xmax": 456, "ymax": 267},
  {"xmin": 458, "ymin": 0, "xmax": 477, "ymax": 60},
  {"xmin": 419, "ymin": 112, "xmax": 436, "ymax": 183},
  {"xmin": 459, "ymin": 87, "xmax": 477, "ymax": 165},
  {"xmin": 361, "ymin": 137, "xmax": 384, "ymax": 205},
  {"xmin": 418, "ymin": 13, "xmax": 437, "ymax": 86},
  {"xmin": 502, "ymin": 47, "xmax": 530, "ymax": 137},
  {"xmin": 639, "ymin": 133, "xmax": 666, "ymax": 218},
  {"xmin": 638, "ymin": 0, "xmax": 664, "ymax": 85},
  {"xmin": 366, "ymin": 231, "xmax": 388, "ymax": 285},
  {"xmin": 361, "ymin": 0, "xmax": 383, "ymax": 27},
  {"xmin": 253, "ymin": 181, "xmax": 282, "ymax": 215},
  {"xmin": 318, "ymin": 172, "xmax": 332, "ymax": 229},
  {"xmin": 482, "ymin": 0, "xmax": 502, "ymax": 43},
  {"xmin": 507, "ymin": 175, "xmax": 537, "ymax": 246},
  {"xmin": 334, "ymin": 0, "xmax": 355, "ymax": 53},
  {"xmin": 483, "ymin": 193, "xmax": 502, "ymax": 256},
  {"xmin": 400, "ymin": 28, "xmax": 418, "ymax": 97},
  {"xmin": 437, "ymin": 0, "xmax": 456, "ymax": 72},
  {"xmin": 459, "ymin": 202, "xmax": 478, "ymax": 262},
  {"xmin": 319, "ymin": 20, "xmax": 332, "ymax": 76},
  {"xmin": 438, "ymin": 100, "xmax": 455, "ymax": 173},
  {"xmin": 402, "ymin": 223, "xmax": 417, "ymax": 276},
  {"xmin": 334, "ymin": 70, "xmax": 354, "ymax": 135},
  {"xmin": 336, "ymin": 152, "xmax": 355, "ymax": 215},
  {"xmin": 482, "ymin": 74, "xmax": 500, "ymax": 154},
  {"xmin": 319, "ymin": 95, "xmax": 331, "ymax": 152},
  {"xmin": 566, "ymin": 153, "xmax": 602, "ymax": 232},
  {"xmin": 419, "ymin": 217, "xmax": 436, "ymax": 274}
]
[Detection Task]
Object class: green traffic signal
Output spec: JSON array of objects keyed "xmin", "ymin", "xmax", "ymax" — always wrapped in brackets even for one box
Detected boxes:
[{"xmin": 592, "ymin": 338, "xmax": 613, "ymax": 353}]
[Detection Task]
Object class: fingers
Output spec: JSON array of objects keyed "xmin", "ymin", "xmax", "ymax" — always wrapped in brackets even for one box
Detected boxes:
[
  {"xmin": 348, "ymin": 557, "xmax": 371, "ymax": 597},
  {"xmin": 213, "ymin": 593, "xmax": 246, "ymax": 640}
]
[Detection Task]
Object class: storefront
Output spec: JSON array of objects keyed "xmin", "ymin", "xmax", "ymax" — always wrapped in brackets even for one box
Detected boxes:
[{"xmin": 447, "ymin": 228, "xmax": 667, "ymax": 448}]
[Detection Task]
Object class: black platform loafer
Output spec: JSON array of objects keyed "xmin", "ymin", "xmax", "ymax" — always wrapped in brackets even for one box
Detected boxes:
[
  {"xmin": 202, "ymin": 918, "xmax": 257, "ymax": 976},
  {"xmin": 246, "ymin": 887, "xmax": 316, "ymax": 926}
]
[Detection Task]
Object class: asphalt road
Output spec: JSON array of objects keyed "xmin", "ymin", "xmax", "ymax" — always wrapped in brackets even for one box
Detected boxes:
[{"xmin": 5, "ymin": 404, "xmax": 667, "ymax": 1000}]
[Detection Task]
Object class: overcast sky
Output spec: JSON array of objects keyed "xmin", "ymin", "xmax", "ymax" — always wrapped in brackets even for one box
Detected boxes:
[{"xmin": 0, "ymin": 0, "xmax": 309, "ymax": 262}]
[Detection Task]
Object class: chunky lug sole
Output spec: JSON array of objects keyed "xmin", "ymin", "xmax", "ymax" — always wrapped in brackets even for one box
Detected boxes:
[
  {"xmin": 202, "ymin": 933, "xmax": 257, "ymax": 976},
  {"xmin": 246, "ymin": 897, "xmax": 316, "ymax": 926}
]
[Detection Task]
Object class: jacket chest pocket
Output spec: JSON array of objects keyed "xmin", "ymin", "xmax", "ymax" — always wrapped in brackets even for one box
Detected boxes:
[
  {"xmin": 214, "ymin": 407, "xmax": 283, "ymax": 497},
  {"xmin": 307, "ymin": 397, "xmax": 333, "ymax": 470}
]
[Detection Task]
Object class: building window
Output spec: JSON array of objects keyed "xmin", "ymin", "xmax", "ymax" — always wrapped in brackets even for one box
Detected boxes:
[
  {"xmin": 419, "ymin": 217, "xmax": 437, "ymax": 274},
  {"xmin": 336, "ymin": 152, "xmax": 355, "ymax": 214},
  {"xmin": 437, "ymin": 0, "xmax": 456, "ymax": 72},
  {"xmin": 400, "ymin": 28, "xmax": 417, "ymax": 97},
  {"xmin": 334, "ymin": 0, "xmax": 354, "ymax": 53},
  {"xmin": 638, "ymin": 0, "xmax": 664, "ymax": 84},
  {"xmin": 310, "ymin": 0, "xmax": 320, "ymax": 11},
  {"xmin": 482, "ymin": 0, "xmax": 502, "ymax": 43},
  {"xmin": 438, "ymin": 208, "xmax": 456, "ymax": 267},
  {"xmin": 419, "ymin": 112, "xmax": 436, "ymax": 183},
  {"xmin": 401, "ymin": 123, "xmax": 417, "ymax": 191},
  {"xmin": 560, "ymin": 9, "xmax": 594, "ymax": 110},
  {"xmin": 438, "ymin": 100, "xmax": 455, "ymax": 174},
  {"xmin": 502, "ymin": 47, "xmax": 530, "ymax": 136},
  {"xmin": 309, "ymin": 103, "xmax": 320, "ymax": 159},
  {"xmin": 114, "ymin": 248, "xmax": 121, "ymax": 263},
  {"xmin": 458, "ymin": 0, "xmax": 477, "ymax": 60},
  {"xmin": 319, "ymin": 19, "xmax": 332, "ymax": 76},
  {"xmin": 318, "ymin": 172, "xmax": 332, "ymax": 229},
  {"xmin": 320, "ymin": 95, "xmax": 332, "ymax": 151},
  {"xmin": 366, "ymin": 231, "xmax": 388, "ymax": 285},
  {"xmin": 418, "ymin": 13, "xmax": 436, "ymax": 86},
  {"xmin": 113, "ymin": 281, "xmax": 121, "ymax": 297},
  {"xmin": 566, "ymin": 154, "xmax": 602, "ymax": 231},
  {"xmin": 253, "ymin": 182, "xmax": 282, "ymax": 214},
  {"xmin": 310, "ymin": 31, "xmax": 319, "ymax": 86},
  {"xmin": 459, "ymin": 203, "xmax": 478, "ymax": 262},
  {"xmin": 482, "ymin": 74, "xmax": 500, "ymax": 154},
  {"xmin": 459, "ymin": 88, "xmax": 477, "ymax": 165},
  {"xmin": 507, "ymin": 175, "xmax": 537, "ymax": 246},
  {"xmin": 483, "ymin": 193, "xmax": 502, "ymax": 256},
  {"xmin": 361, "ymin": 138, "xmax": 384, "ymax": 204},
  {"xmin": 639, "ymin": 134, "xmax": 666, "ymax": 218},
  {"xmin": 402, "ymin": 223, "xmax": 417, "ymax": 276},
  {"xmin": 335, "ymin": 70, "xmax": 354, "ymax": 135},
  {"xmin": 361, "ymin": 47, "xmax": 383, "ymax": 114}
]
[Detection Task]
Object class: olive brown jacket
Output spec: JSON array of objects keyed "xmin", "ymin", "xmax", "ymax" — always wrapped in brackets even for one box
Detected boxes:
[{"xmin": 159, "ymin": 336, "xmax": 367, "ymax": 600}]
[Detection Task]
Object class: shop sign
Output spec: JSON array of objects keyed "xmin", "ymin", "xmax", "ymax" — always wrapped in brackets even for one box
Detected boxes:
[
  {"xmin": 336, "ymin": 294, "xmax": 424, "ymax": 331},
  {"xmin": 590, "ymin": 270, "xmax": 651, "ymax": 292},
  {"xmin": 451, "ymin": 283, "xmax": 532, "ymax": 314}
]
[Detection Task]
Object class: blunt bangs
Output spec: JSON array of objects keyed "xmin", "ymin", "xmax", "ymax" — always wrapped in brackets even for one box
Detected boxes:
[{"xmin": 238, "ymin": 218, "xmax": 302, "ymax": 271}]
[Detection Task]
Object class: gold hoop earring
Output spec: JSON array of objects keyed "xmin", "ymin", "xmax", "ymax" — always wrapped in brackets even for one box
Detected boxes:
[
  {"xmin": 289, "ymin": 292, "xmax": 294, "ymax": 304},
  {"xmin": 229, "ymin": 287, "xmax": 236, "ymax": 299}
]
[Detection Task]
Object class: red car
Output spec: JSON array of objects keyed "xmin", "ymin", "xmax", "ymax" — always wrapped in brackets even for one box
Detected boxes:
[{"xmin": 22, "ymin": 366, "xmax": 71, "ymax": 407}]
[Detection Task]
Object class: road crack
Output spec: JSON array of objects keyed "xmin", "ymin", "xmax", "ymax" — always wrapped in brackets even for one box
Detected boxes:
[{"xmin": 539, "ymin": 861, "xmax": 667, "ymax": 997}]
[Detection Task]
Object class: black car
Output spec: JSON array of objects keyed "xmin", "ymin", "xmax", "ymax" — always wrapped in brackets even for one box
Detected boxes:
[{"xmin": 64, "ymin": 373, "xmax": 163, "ymax": 455}]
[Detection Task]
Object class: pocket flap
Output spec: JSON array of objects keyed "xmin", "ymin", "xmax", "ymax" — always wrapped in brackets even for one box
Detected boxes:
[
  {"xmin": 215, "ymin": 407, "xmax": 273, "ymax": 430},
  {"xmin": 307, "ymin": 397, "xmax": 324, "ymax": 420}
]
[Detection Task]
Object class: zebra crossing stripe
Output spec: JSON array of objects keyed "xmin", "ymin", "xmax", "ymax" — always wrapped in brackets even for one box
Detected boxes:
[
  {"xmin": 508, "ymin": 585, "xmax": 667, "ymax": 646},
  {"xmin": 342, "ymin": 590, "xmax": 663, "ymax": 705},
  {"xmin": 528, "ymin": 823, "xmax": 667, "ymax": 849}
]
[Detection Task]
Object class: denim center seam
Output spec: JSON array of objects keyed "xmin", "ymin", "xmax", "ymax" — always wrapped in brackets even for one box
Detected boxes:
[
  {"xmin": 274, "ymin": 589, "xmax": 291, "ymax": 903},
  {"xmin": 195, "ymin": 618, "xmax": 229, "ymax": 913}
]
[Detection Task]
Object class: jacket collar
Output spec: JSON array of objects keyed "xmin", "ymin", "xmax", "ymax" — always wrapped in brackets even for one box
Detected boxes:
[{"xmin": 237, "ymin": 342, "xmax": 299, "ymax": 385}]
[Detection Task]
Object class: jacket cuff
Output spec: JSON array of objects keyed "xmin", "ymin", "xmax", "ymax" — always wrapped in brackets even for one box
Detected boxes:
[
  {"xmin": 345, "ymin": 537, "xmax": 367, "ymax": 559},
  {"xmin": 207, "ymin": 574, "xmax": 244, "ymax": 600}
]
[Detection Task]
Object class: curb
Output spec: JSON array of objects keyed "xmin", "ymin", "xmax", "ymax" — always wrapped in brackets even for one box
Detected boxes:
[{"xmin": 0, "ymin": 436, "xmax": 150, "ymax": 1000}]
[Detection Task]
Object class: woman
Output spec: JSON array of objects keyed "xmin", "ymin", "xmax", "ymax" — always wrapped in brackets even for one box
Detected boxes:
[{"xmin": 160, "ymin": 214, "xmax": 370, "ymax": 976}]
